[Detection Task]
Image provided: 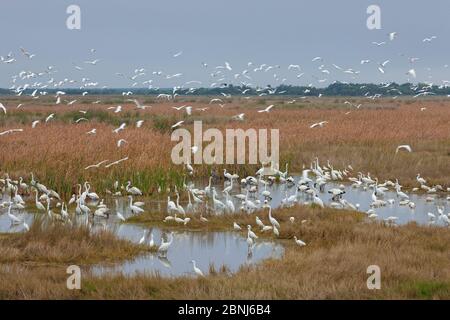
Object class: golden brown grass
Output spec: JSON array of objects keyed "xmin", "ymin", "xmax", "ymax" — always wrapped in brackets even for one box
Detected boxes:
[
  {"xmin": 0, "ymin": 217, "xmax": 148, "ymax": 265},
  {"xmin": 1, "ymin": 97, "xmax": 449, "ymax": 199},
  {"xmin": 0, "ymin": 206, "xmax": 449, "ymax": 299}
]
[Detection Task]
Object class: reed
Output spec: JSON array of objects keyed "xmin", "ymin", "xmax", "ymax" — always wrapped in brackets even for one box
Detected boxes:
[
  {"xmin": 0, "ymin": 206, "xmax": 448, "ymax": 299},
  {"xmin": 1, "ymin": 97, "xmax": 449, "ymax": 200}
]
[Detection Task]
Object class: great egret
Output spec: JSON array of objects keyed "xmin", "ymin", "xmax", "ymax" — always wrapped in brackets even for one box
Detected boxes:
[
  {"xmin": 294, "ymin": 236, "xmax": 306, "ymax": 246},
  {"xmin": 158, "ymin": 232, "xmax": 174, "ymax": 254},
  {"xmin": 191, "ymin": 260, "xmax": 205, "ymax": 277},
  {"xmin": 139, "ymin": 230, "xmax": 147, "ymax": 244},
  {"xmin": 126, "ymin": 181, "xmax": 142, "ymax": 196},
  {"xmin": 268, "ymin": 207, "xmax": 280, "ymax": 229},
  {"xmin": 129, "ymin": 196, "xmax": 144, "ymax": 214},
  {"xmin": 247, "ymin": 225, "xmax": 258, "ymax": 240}
]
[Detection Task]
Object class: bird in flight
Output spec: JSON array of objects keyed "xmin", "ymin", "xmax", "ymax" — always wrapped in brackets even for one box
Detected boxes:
[
  {"xmin": 173, "ymin": 51, "xmax": 183, "ymax": 58},
  {"xmin": 388, "ymin": 32, "xmax": 398, "ymax": 41},
  {"xmin": 232, "ymin": 113, "xmax": 245, "ymax": 121},
  {"xmin": 117, "ymin": 139, "xmax": 127, "ymax": 147},
  {"xmin": 423, "ymin": 36, "xmax": 437, "ymax": 43},
  {"xmin": 85, "ymin": 160, "xmax": 109, "ymax": 170},
  {"xmin": 258, "ymin": 105, "xmax": 275, "ymax": 113},
  {"xmin": 105, "ymin": 157, "xmax": 129, "ymax": 168},
  {"xmin": 407, "ymin": 69, "xmax": 416, "ymax": 78},
  {"xmin": 0, "ymin": 103, "xmax": 6, "ymax": 114},
  {"xmin": 84, "ymin": 59, "xmax": 100, "ymax": 65},
  {"xmin": 395, "ymin": 145, "xmax": 412, "ymax": 153},
  {"xmin": 20, "ymin": 47, "xmax": 36, "ymax": 59},
  {"xmin": 127, "ymin": 99, "xmax": 152, "ymax": 110},
  {"xmin": 113, "ymin": 123, "xmax": 126, "ymax": 133},
  {"xmin": 310, "ymin": 121, "xmax": 328, "ymax": 128},
  {"xmin": 171, "ymin": 121, "xmax": 184, "ymax": 129}
]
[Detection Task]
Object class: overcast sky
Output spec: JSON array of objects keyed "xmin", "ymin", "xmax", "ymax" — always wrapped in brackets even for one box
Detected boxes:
[{"xmin": 1, "ymin": 0, "xmax": 449, "ymax": 89}]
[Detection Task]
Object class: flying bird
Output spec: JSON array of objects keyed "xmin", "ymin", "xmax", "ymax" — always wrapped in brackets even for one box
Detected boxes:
[
  {"xmin": 113, "ymin": 123, "xmax": 126, "ymax": 133},
  {"xmin": 45, "ymin": 114, "xmax": 55, "ymax": 122},
  {"xmin": 310, "ymin": 121, "xmax": 328, "ymax": 128},
  {"xmin": 209, "ymin": 98, "xmax": 223, "ymax": 104},
  {"xmin": 105, "ymin": 157, "xmax": 129, "ymax": 168},
  {"xmin": 423, "ymin": 36, "xmax": 437, "ymax": 42},
  {"xmin": 117, "ymin": 139, "xmax": 127, "ymax": 147},
  {"xmin": 171, "ymin": 121, "xmax": 184, "ymax": 129},
  {"xmin": 85, "ymin": 160, "xmax": 109, "ymax": 170},
  {"xmin": 173, "ymin": 51, "xmax": 183, "ymax": 58},
  {"xmin": 407, "ymin": 69, "xmax": 416, "ymax": 78},
  {"xmin": 232, "ymin": 113, "xmax": 245, "ymax": 121},
  {"xmin": 396, "ymin": 145, "xmax": 412, "ymax": 153},
  {"xmin": 258, "ymin": 105, "xmax": 275, "ymax": 113},
  {"xmin": 84, "ymin": 59, "xmax": 100, "ymax": 65},
  {"xmin": 389, "ymin": 32, "xmax": 398, "ymax": 41},
  {"xmin": 127, "ymin": 99, "xmax": 151, "ymax": 109}
]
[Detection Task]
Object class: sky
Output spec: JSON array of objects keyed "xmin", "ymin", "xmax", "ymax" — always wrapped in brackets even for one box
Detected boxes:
[{"xmin": 0, "ymin": 0, "xmax": 449, "ymax": 89}]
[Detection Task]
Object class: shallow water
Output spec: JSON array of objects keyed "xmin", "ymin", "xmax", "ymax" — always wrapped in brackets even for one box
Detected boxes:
[
  {"xmin": 178, "ymin": 177, "xmax": 449, "ymax": 226},
  {"xmin": 0, "ymin": 192, "xmax": 283, "ymax": 277},
  {"xmin": 0, "ymin": 176, "xmax": 448, "ymax": 277},
  {"xmin": 92, "ymin": 224, "xmax": 283, "ymax": 277}
]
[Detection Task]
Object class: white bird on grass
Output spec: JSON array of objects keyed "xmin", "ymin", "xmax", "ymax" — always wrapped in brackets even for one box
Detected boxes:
[
  {"xmin": 126, "ymin": 181, "xmax": 142, "ymax": 196},
  {"xmin": 294, "ymin": 236, "xmax": 306, "ymax": 246},
  {"xmin": 268, "ymin": 207, "xmax": 280, "ymax": 229}
]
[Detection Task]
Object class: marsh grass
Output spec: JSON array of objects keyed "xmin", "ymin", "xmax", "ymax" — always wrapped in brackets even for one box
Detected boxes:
[
  {"xmin": 0, "ymin": 206, "xmax": 449, "ymax": 299},
  {"xmin": 1, "ymin": 98, "xmax": 449, "ymax": 199},
  {"xmin": 0, "ymin": 216, "xmax": 148, "ymax": 265}
]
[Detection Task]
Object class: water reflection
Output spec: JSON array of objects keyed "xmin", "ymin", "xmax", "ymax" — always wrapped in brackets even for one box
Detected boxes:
[{"xmin": 92, "ymin": 224, "xmax": 283, "ymax": 277}]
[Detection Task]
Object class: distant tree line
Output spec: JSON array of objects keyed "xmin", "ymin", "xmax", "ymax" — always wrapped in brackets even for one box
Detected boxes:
[{"xmin": 1, "ymin": 82, "xmax": 449, "ymax": 97}]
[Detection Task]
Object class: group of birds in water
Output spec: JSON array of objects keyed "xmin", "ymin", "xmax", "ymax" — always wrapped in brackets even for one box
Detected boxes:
[{"xmin": 1, "ymin": 159, "xmax": 449, "ymax": 275}]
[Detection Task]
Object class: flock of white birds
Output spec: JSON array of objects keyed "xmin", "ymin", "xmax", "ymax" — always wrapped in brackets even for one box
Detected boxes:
[
  {"xmin": 1, "ymin": 158, "xmax": 449, "ymax": 272},
  {"xmin": 0, "ymin": 30, "xmax": 449, "ymax": 277}
]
